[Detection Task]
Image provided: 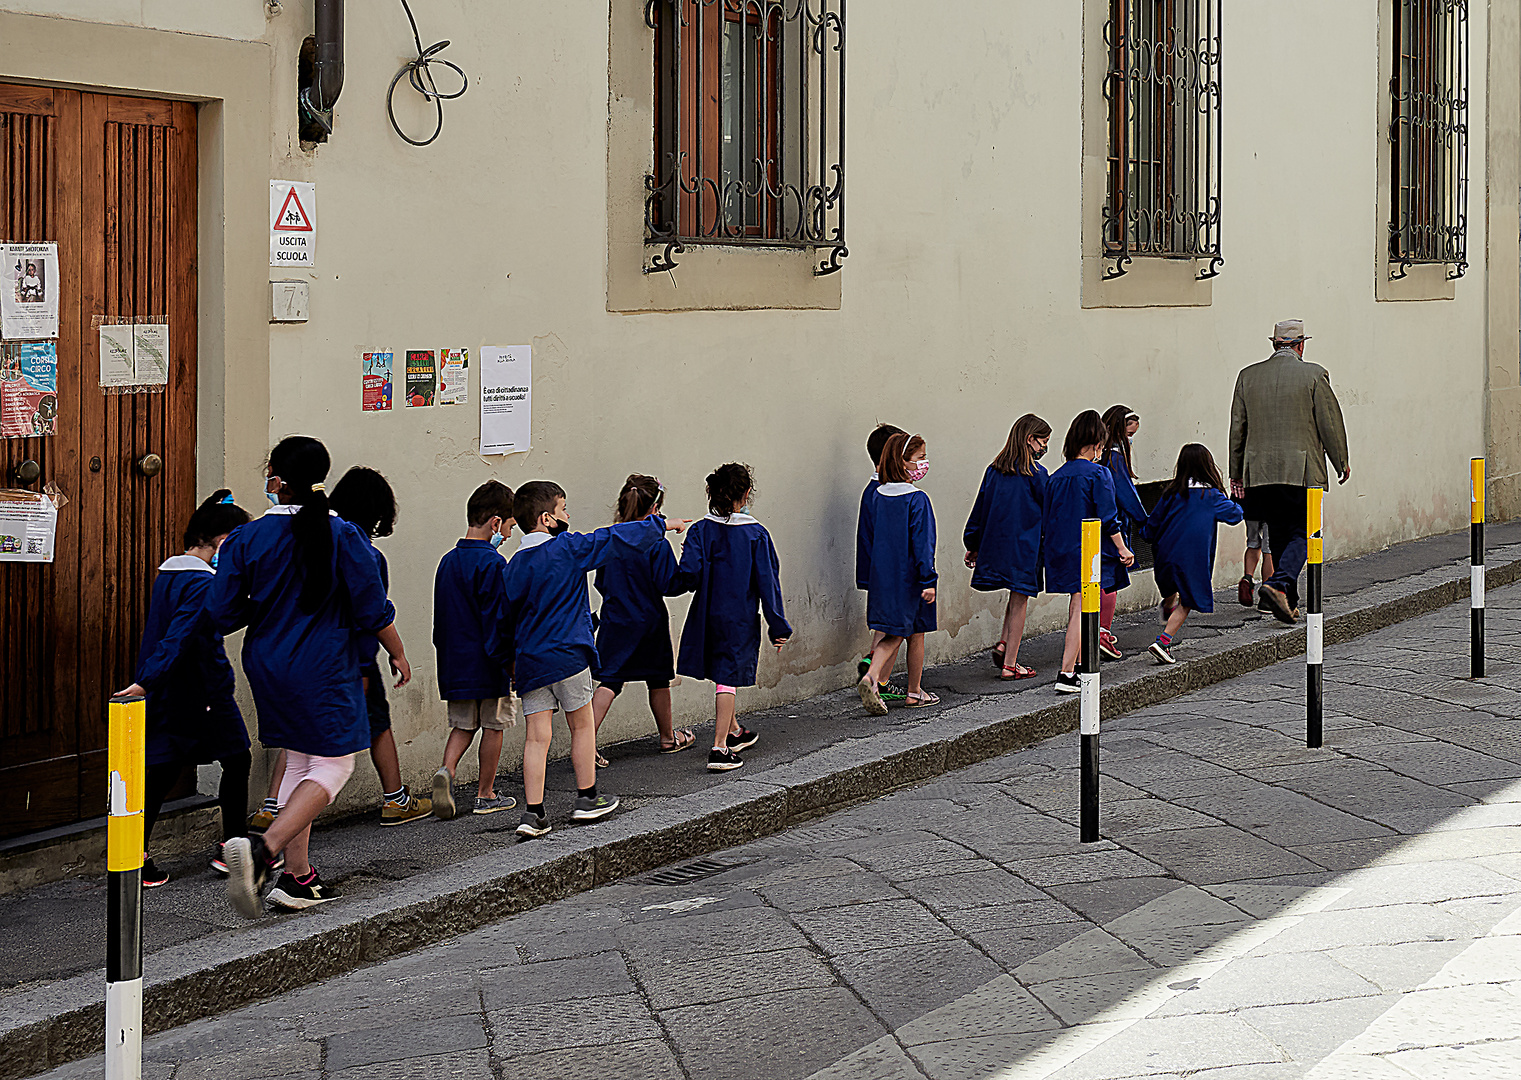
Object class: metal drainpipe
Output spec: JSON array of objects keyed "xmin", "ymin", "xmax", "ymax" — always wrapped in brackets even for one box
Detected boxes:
[{"xmin": 302, "ymin": 0, "xmax": 344, "ymax": 134}]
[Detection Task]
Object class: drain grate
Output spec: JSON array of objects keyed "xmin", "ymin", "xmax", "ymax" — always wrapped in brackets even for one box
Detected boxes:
[{"xmin": 642, "ymin": 858, "xmax": 745, "ymax": 886}]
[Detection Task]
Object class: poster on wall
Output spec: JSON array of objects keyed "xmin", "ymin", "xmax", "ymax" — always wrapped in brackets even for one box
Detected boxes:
[
  {"xmin": 0, "ymin": 341, "xmax": 59, "ymax": 438},
  {"xmin": 1, "ymin": 243, "xmax": 60, "ymax": 340},
  {"xmin": 98, "ymin": 323, "xmax": 136, "ymax": 387},
  {"xmin": 0, "ymin": 489, "xmax": 58, "ymax": 562},
  {"xmin": 438, "ymin": 348, "xmax": 468, "ymax": 406},
  {"xmin": 361, "ymin": 350, "xmax": 394, "ymax": 411},
  {"xmin": 269, "ymin": 181, "xmax": 317, "ymax": 268},
  {"xmin": 480, "ymin": 345, "xmax": 531, "ymax": 455},
  {"xmin": 405, "ymin": 350, "xmax": 436, "ymax": 407}
]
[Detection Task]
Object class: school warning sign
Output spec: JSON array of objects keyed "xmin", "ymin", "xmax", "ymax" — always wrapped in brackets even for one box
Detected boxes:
[{"xmin": 270, "ymin": 181, "xmax": 317, "ymax": 268}]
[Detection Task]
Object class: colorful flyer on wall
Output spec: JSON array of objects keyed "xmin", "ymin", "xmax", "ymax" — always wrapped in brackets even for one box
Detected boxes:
[
  {"xmin": 132, "ymin": 323, "xmax": 169, "ymax": 385},
  {"xmin": 479, "ymin": 344, "xmax": 531, "ymax": 455},
  {"xmin": 0, "ymin": 489, "xmax": 57, "ymax": 562},
  {"xmin": 438, "ymin": 348, "xmax": 468, "ymax": 406},
  {"xmin": 0, "ymin": 341, "xmax": 59, "ymax": 438},
  {"xmin": 405, "ymin": 349, "xmax": 436, "ymax": 407},
  {"xmin": 0, "ymin": 243, "xmax": 60, "ymax": 340},
  {"xmin": 98, "ymin": 323, "xmax": 136, "ymax": 387},
  {"xmin": 361, "ymin": 350, "xmax": 394, "ymax": 412}
]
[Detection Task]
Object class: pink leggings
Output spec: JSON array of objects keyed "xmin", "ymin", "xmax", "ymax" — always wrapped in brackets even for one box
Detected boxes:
[
  {"xmin": 716, "ymin": 684, "xmax": 737, "ymax": 696},
  {"xmin": 1100, "ymin": 590, "xmax": 1117, "ymax": 631},
  {"xmin": 276, "ymin": 751, "xmax": 357, "ymax": 807}
]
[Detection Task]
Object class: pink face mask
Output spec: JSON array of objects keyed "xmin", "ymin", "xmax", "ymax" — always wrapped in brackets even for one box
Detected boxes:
[{"xmin": 907, "ymin": 459, "xmax": 930, "ymax": 483}]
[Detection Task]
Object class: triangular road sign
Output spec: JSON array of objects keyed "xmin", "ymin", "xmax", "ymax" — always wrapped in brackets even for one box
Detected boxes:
[{"xmin": 273, "ymin": 187, "xmax": 314, "ymax": 232}]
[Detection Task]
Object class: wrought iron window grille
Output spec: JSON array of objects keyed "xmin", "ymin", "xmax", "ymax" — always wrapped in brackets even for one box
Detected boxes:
[
  {"xmin": 643, "ymin": 0, "xmax": 847, "ymax": 278},
  {"xmin": 1389, "ymin": 0, "xmax": 1468, "ymax": 281},
  {"xmin": 1101, "ymin": 0, "xmax": 1223, "ymax": 282}
]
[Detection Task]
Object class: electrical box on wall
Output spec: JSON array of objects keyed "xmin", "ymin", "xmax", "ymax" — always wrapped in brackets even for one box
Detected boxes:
[{"xmin": 270, "ymin": 280, "xmax": 310, "ymax": 323}]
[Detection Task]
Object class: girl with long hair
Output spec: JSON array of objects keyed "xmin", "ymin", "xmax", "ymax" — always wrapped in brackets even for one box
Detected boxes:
[{"xmin": 1098, "ymin": 405, "xmax": 1148, "ymax": 660}]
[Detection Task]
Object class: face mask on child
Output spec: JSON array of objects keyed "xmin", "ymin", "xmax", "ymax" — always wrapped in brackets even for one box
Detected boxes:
[
  {"xmin": 908, "ymin": 459, "xmax": 930, "ymax": 483},
  {"xmin": 547, "ymin": 516, "xmax": 570, "ymax": 537},
  {"xmin": 266, "ymin": 491, "xmax": 279, "ymax": 506},
  {"xmin": 490, "ymin": 530, "xmax": 506, "ymax": 549},
  {"xmin": 210, "ymin": 552, "xmax": 219, "ymax": 568},
  {"xmin": 1033, "ymin": 447, "xmax": 1047, "ymax": 460}
]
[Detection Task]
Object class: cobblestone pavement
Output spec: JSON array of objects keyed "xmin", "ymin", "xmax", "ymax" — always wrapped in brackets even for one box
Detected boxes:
[{"xmin": 32, "ymin": 587, "xmax": 1521, "ymax": 1080}]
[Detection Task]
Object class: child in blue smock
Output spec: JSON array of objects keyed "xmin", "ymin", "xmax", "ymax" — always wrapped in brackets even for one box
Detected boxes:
[
  {"xmin": 213, "ymin": 436, "xmax": 414, "ymax": 918},
  {"xmin": 1044, "ymin": 411, "xmax": 1136, "ymax": 694},
  {"xmin": 115, "ymin": 490, "xmax": 252, "ymax": 887},
  {"xmin": 858, "ymin": 433, "xmax": 938, "ymax": 715},
  {"xmin": 1100, "ymin": 405, "xmax": 1148, "ymax": 660},
  {"xmin": 676, "ymin": 462, "xmax": 792, "ymax": 772},
  {"xmin": 964, "ymin": 414, "xmax": 1052, "ymax": 681},
  {"xmin": 1141, "ymin": 444, "xmax": 1244, "ymax": 664},
  {"xmin": 431, "ymin": 480, "xmax": 518, "ymax": 821},
  {"xmin": 331, "ymin": 466, "xmax": 433, "ymax": 827},
  {"xmin": 590, "ymin": 474, "xmax": 696, "ymax": 762},
  {"xmin": 856, "ymin": 423, "xmax": 906, "ymax": 697},
  {"xmin": 506, "ymin": 481, "xmax": 684, "ymax": 839}
]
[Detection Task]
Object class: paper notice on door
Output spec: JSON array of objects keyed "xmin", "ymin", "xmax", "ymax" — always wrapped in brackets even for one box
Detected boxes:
[
  {"xmin": 0, "ymin": 242, "xmax": 60, "ymax": 340},
  {"xmin": 132, "ymin": 324, "xmax": 169, "ymax": 385},
  {"xmin": 99, "ymin": 323, "xmax": 135, "ymax": 387},
  {"xmin": 0, "ymin": 489, "xmax": 58, "ymax": 562},
  {"xmin": 480, "ymin": 345, "xmax": 531, "ymax": 456},
  {"xmin": 0, "ymin": 341, "xmax": 59, "ymax": 438},
  {"xmin": 438, "ymin": 348, "xmax": 468, "ymax": 406}
]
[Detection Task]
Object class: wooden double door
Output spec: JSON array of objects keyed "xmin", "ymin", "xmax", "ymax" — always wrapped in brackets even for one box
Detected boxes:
[{"xmin": 0, "ymin": 83, "xmax": 198, "ymax": 840}]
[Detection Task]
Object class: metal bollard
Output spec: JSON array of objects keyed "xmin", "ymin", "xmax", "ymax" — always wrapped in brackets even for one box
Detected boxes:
[
  {"xmin": 1306, "ymin": 489, "xmax": 1324, "ymax": 749},
  {"xmin": 106, "ymin": 696, "xmax": 145, "ymax": 1080},
  {"xmin": 1080, "ymin": 519, "xmax": 1101, "ymax": 843},
  {"xmin": 1472, "ymin": 457, "xmax": 1486, "ymax": 679}
]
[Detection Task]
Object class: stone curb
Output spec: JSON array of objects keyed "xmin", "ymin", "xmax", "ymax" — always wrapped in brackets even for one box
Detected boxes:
[{"xmin": 5, "ymin": 551, "xmax": 1517, "ymax": 1079}]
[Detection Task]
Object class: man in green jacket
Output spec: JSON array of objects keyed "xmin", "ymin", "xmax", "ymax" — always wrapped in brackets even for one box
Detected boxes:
[{"xmin": 1229, "ymin": 320, "xmax": 1351, "ymax": 624}]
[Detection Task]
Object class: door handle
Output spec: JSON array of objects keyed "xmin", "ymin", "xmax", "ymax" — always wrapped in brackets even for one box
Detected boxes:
[
  {"xmin": 137, "ymin": 454, "xmax": 163, "ymax": 478},
  {"xmin": 12, "ymin": 459, "xmax": 40, "ymax": 486}
]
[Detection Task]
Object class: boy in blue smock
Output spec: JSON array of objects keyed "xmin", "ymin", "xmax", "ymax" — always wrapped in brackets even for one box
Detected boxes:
[
  {"xmin": 431, "ymin": 480, "xmax": 518, "ymax": 820},
  {"xmin": 1141, "ymin": 444, "xmax": 1244, "ymax": 664},
  {"xmin": 506, "ymin": 481, "xmax": 681, "ymax": 838},
  {"xmin": 856, "ymin": 423, "xmax": 907, "ymax": 702}
]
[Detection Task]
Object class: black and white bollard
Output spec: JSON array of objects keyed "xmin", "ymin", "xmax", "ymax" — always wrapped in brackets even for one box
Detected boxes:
[
  {"xmin": 1306, "ymin": 489, "xmax": 1323, "ymax": 750},
  {"xmin": 107, "ymin": 696, "xmax": 145, "ymax": 1080},
  {"xmin": 1473, "ymin": 457, "xmax": 1486, "ymax": 679},
  {"xmin": 1080, "ymin": 519, "xmax": 1101, "ymax": 843}
]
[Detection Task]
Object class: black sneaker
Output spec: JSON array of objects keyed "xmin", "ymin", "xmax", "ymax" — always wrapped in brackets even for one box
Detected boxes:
[
  {"xmin": 515, "ymin": 810, "xmax": 551, "ymax": 839},
  {"xmin": 209, "ymin": 842, "xmax": 229, "ymax": 876},
  {"xmin": 1149, "ymin": 638, "xmax": 1176, "ymax": 665},
  {"xmin": 571, "ymin": 793, "xmax": 621, "ymax": 822},
  {"xmin": 1054, "ymin": 672, "xmax": 1080, "ymax": 694},
  {"xmin": 223, "ymin": 835, "xmax": 276, "ymax": 919},
  {"xmin": 727, "ymin": 725, "xmax": 759, "ymax": 752},
  {"xmin": 267, "ymin": 870, "xmax": 340, "ymax": 911},
  {"xmin": 141, "ymin": 858, "xmax": 169, "ymax": 888},
  {"xmin": 879, "ymin": 682, "xmax": 909, "ymax": 703},
  {"xmin": 856, "ymin": 655, "xmax": 871, "ymax": 679},
  {"xmin": 707, "ymin": 747, "xmax": 744, "ymax": 772}
]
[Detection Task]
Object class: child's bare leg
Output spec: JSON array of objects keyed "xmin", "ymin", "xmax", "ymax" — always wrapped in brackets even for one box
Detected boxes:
[
  {"xmin": 262, "ymin": 780, "xmax": 328, "ymax": 877},
  {"xmin": 649, "ymin": 687, "xmax": 676, "ymax": 744},
  {"xmin": 1001, "ymin": 594, "xmax": 1029, "ymax": 668},
  {"xmin": 1164, "ymin": 604, "xmax": 1190, "ymax": 640},
  {"xmin": 1244, "ymin": 547, "xmax": 1260, "ymax": 580},
  {"xmin": 906, "ymin": 633, "xmax": 927, "ymax": 695},
  {"xmin": 590, "ymin": 685, "xmax": 618, "ymax": 734},
  {"xmin": 369, "ymin": 728, "xmax": 403, "ymax": 793},
  {"xmin": 866, "ymin": 636, "xmax": 903, "ymax": 685},
  {"xmin": 521, "ymin": 710, "xmax": 554, "ymax": 805},
  {"xmin": 440, "ymin": 727, "xmax": 475, "ymax": 777},
  {"xmin": 477, "ymin": 728, "xmax": 504, "ymax": 798},
  {"xmin": 565, "ymin": 704, "xmax": 598, "ymax": 789},
  {"xmin": 869, "ymin": 630, "xmax": 886, "ymax": 655},
  {"xmin": 265, "ymin": 748, "xmax": 288, "ymax": 801},
  {"xmin": 712, "ymin": 689, "xmax": 738, "ymax": 750},
  {"xmin": 1061, "ymin": 594, "xmax": 1082, "ymax": 673},
  {"xmin": 1261, "ymin": 551, "xmax": 1275, "ymax": 579}
]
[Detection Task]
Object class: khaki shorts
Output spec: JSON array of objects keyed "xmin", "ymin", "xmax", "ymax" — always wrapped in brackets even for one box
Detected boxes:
[
  {"xmin": 447, "ymin": 696, "xmax": 516, "ymax": 732},
  {"xmin": 519, "ymin": 668, "xmax": 595, "ymax": 717}
]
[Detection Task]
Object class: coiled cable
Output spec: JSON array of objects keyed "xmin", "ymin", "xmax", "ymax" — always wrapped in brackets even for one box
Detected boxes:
[{"xmin": 387, "ymin": 0, "xmax": 468, "ymax": 147}]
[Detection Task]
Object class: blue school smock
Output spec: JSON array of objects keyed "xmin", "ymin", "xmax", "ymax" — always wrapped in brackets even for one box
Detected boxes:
[
  {"xmin": 1104, "ymin": 446, "xmax": 1148, "ymax": 592},
  {"xmin": 862, "ymin": 483, "xmax": 938, "ymax": 637},
  {"xmin": 1141, "ymin": 484, "xmax": 1245, "ymax": 613},
  {"xmin": 433, "ymin": 538, "xmax": 513, "ymax": 701},
  {"xmin": 593, "ymin": 535, "xmax": 681, "ymax": 685},
  {"xmin": 675, "ymin": 513, "xmax": 793, "ymax": 687},
  {"xmin": 1042, "ymin": 459, "xmax": 1120, "ymax": 594},
  {"xmin": 855, "ymin": 475, "xmax": 879, "ymax": 590},
  {"xmin": 502, "ymin": 517, "xmax": 666, "ymax": 695},
  {"xmin": 963, "ymin": 464, "xmax": 1046, "ymax": 598},
  {"xmin": 357, "ymin": 538, "xmax": 388, "ymax": 680},
  {"xmin": 135, "ymin": 554, "xmax": 249, "ymax": 767},
  {"xmin": 207, "ymin": 507, "xmax": 396, "ymax": 758}
]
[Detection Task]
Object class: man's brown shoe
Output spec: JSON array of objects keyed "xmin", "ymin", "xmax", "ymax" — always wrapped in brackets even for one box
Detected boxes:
[
  {"xmin": 1238, "ymin": 577, "xmax": 1254, "ymax": 607},
  {"xmin": 1257, "ymin": 584, "xmax": 1295, "ymax": 624}
]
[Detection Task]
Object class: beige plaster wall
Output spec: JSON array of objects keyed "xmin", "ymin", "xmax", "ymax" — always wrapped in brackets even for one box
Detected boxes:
[{"xmin": 0, "ymin": 2, "xmax": 1503, "ymax": 813}]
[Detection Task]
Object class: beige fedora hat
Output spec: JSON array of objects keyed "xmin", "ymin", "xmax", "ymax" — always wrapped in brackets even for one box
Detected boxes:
[{"xmin": 1271, "ymin": 319, "xmax": 1310, "ymax": 343}]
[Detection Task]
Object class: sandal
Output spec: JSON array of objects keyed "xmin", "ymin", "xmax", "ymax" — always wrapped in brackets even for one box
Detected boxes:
[
  {"xmin": 904, "ymin": 690, "xmax": 941, "ymax": 708},
  {"xmin": 594, "ymin": 752, "xmax": 610, "ymax": 769},
  {"xmin": 659, "ymin": 728, "xmax": 696, "ymax": 754},
  {"xmin": 1000, "ymin": 664, "xmax": 1037, "ymax": 681},
  {"xmin": 990, "ymin": 641, "xmax": 1007, "ymax": 672}
]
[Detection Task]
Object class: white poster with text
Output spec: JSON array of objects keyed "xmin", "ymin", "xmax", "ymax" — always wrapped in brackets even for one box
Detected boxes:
[
  {"xmin": 1, "ymin": 243, "xmax": 60, "ymax": 340},
  {"xmin": 479, "ymin": 345, "xmax": 531, "ymax": 456}
]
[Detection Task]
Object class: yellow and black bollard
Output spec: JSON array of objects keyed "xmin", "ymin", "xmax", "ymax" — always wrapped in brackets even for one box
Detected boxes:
[
  {"xmin": 106, "ymin": 695, "xmax": 145, "ymax": 1080},
  {"xmin": 1306, "ymin": 490, "xmax": 1324, "ymax": 749},
  {"xmin": 1472, "ymin": 457, "xmax": 1486, "ymax": 679},
  {"xmin": 1080, "ymin": 519, "xmax": 1102, "ymax": 843}
]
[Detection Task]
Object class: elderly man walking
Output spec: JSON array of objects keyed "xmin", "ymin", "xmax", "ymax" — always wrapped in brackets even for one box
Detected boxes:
[{"xmin": 1229, "ymin": 320, "xmax": 1350, "ymax": 624}]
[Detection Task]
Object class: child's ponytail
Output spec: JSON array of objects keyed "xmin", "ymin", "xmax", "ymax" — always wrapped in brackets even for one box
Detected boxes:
[
  {"xmin": 705, "ymin": 463, "xmax": 754, "ymax": 517},
  {"xmin": 615, "ymin": 474, "xmax": 664, "ymax": 523},
  {"xmin": 183, "ymin": 489, "xmax": 251, "ymax": 548},
  {"xmin": 268, "ymin": 435, "xmax": 335, "ymax": 614}
]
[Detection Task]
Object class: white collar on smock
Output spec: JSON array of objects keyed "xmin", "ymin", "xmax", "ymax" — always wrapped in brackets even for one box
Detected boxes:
[
  {"xmin": 262, "ymin": 504, "xmax": 337, "ymax": 517},
  {"xmin": 876, "ymin": 482, "xmax": 917, "ymax": 497},
  {"xmin": 515, "ymin": 531, "xmax": 555, "ymax": 554},
  {"xmin": 158, "ymin": 553, "xmax": 213, "ymax": 572},
  {"xmin": 704, "ymin": 512, "xmax": 759, "ymax": 525}
]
